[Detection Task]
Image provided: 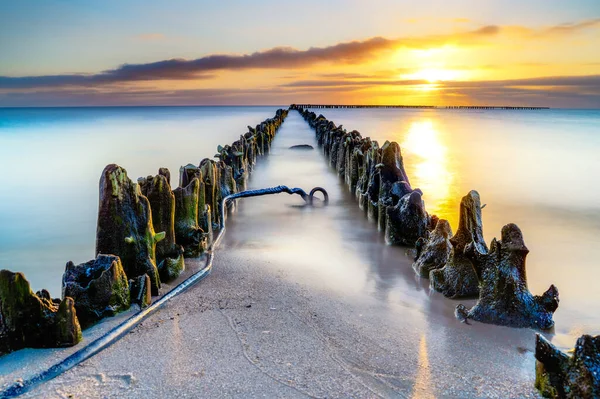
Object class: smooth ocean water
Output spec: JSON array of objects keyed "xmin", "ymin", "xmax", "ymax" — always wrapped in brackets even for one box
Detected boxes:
[
  {"xmin": 317, "ymin": 107, "xmax": 600, "ymax": 345},
  {"xmin": 0, "ymin": 106, "xmax": 598, "ymax": 347},
  {"xmin": 0, "ymin": 106, "xmax": 280, "ymax": 297}
]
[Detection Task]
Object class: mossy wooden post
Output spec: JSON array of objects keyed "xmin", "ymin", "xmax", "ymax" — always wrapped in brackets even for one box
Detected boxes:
[
  {"xmin": 456, "ymin": 223, "xmax": 559, "ymax": 329},
  {"xmin": 384, "ymin": 190, "xmax": 430, "ymax": 246},
  {"xmin": 0, "ymin": 270, "xmax": 82, "ymax": 354},
  {"xmin": 347, "ymin": 147, "xmax": 363, "ymax": 195},
  {"xmin": 96, "ymin": 164, "xmax": 163, "ymax": 295},
  {"xmin": 62, "ymin": 255, "xmax": 131, "ymax": 328},
  {"xmin": 336, "ymin": 133, "xmax": 350, "ymax": 177},
  {"xmin": 139, "ymin": 168, "xmax": 185, "ymax": 282},
  {"xmin": 535, "ymin": 333, "xmax": 599, "ymax": 398},
  {"xmin": 200, "ymin": 159, "xmax": 220, "ymax": 227},
  {"xmin": 219, "ymin": 162, "xmax": 237, "ymax": 200},
  {"xmin": 231, "ymin": 137, "xmax": 248, "ymax": 191},
  {"xmin": 377, "ymin": 141, "xmax": 411, "ymax": 232},
  {"xmin": 54, "ymin": 297, "xmax": 81, "ymax": 347},
  {"xmin": 244, "ymin": 131, "xmax": 257, "ymax": 170},
  {"xmin": 412, "ymin": 219, "xmax": 453, "ymax": 278},
  {"xmin": 359, "ymin": 142, "xmax": 379, "ymax": 214},
  {"xmin": 130, "ymin": 274, "xmax": 152, "ymax": 308},
  {"xmin": 329, "ymin": 129, "xmax": 343, "ymax": 169},
  {"xmin": 173, "ymin": 177, "xmax": 205, "ymax": 257},
  {"xmin": 430, "ymin": 190, "xmax": 487, "ymax": 298},
  {"xmin": 354, "ymin": 138, "xmax": 373, "ymax": 203}
]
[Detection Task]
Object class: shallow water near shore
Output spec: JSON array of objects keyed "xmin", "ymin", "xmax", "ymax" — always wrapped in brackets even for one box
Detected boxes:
[
  {"xmin": 315, "ymin": 107, "xmax": 600, "ymax": 348},
  {"xmin": 0, "ymin": 106, "xmax": 599, "ymax": 353}
]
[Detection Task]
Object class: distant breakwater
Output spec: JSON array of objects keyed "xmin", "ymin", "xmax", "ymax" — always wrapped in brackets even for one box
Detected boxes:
[{"xmin": 295, "ymin": 104, "xmax": 549, "ymax": 110}]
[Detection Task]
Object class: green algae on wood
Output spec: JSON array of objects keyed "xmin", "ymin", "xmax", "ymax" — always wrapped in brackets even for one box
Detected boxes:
[
  {"xmin": 139, "ymin": 168, "xmax": 185, "ymax": 282},
  {"xmin": 96, "ymin": 164, "xmax": 163, "ymax": 295},
  {"xmin": 173, "ymin": 176, "xmax": 206, "ymax": 257},
  {"xmin": 535, "ymin": 333, "xmax": 600, "ymax": 398},
  {"xmin": 62, "ymin": 255, "xmax": 131, "ymax": 328},
  {"xmin": 0, "ymin": 270, "xmax": 82, "ymax": 355},
  {"xmin": 130, "ymin": 274, "xmax": 152, "ymax": 308}
]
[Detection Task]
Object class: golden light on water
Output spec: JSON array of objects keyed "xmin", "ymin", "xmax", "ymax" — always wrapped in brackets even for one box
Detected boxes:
[
  {"xmin": 401, "ymin": 120, "xmax": 458, "ymax": 227},
  {"xmin": 410, "ymin": 335, "xmax": 435, "ymax": 399}
]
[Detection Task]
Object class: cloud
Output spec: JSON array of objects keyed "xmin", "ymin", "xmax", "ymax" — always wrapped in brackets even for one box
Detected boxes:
[
  {"xmin": 472, "ymin": 25, "xmax": 500, "ymax": 35},
  {"xmin": 2, "ymin": 75, "xmax": 599, "ymax": 108},
  {"xmin": 283, "ymin": 79, "xmax": 430, "ymax": 87},
  {"xmin": 0, "ymin": 72, "xmax": 215, "ymax": 89},
  {"xmin": 443, "ymin": 75, "xmax": 600, "ymax": 88},
  {"xmin": 0, "ymin": 26, "xmax": 501, "ymax": 90},
  {"xmin": 282, "ymin": 74, "xmax": 600, "ymax": 91},
  {"xmin": 278, "ymin": 74, "xmax": 600, "ymax": 108},
  {"xmin": 10, "ymin": 18, "xmax": 594, "ymax": 91},
  {"xmin": 503, "ymin": 18, "xmax": 600, "ymax": 38},
  {"xmin": 1, "ymin": 18, "xmax": 598, "ymax": 108},
  {"xmin": 544, "ymin": 18, "xmax": 600, "ymax": 35}
]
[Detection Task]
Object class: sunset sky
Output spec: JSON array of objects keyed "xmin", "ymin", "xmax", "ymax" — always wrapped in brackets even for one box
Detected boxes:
[{"xmin": 1, "ymin": 0, "xmax": 599, "ymax": 107}]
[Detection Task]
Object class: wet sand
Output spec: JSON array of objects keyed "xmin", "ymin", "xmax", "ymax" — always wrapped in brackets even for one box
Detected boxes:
[
  {"xmin": 23, "ymin": 113, "xmax": 543, "ymax": 398},
  {"xmin": 0, "ymin": 257, "xmax": 208, "ymax": 391}
]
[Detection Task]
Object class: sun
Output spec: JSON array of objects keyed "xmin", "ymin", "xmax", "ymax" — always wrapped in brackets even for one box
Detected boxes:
[{"xmin": 405, "ymin": 68, "xmax": 461, "ymax": 83}]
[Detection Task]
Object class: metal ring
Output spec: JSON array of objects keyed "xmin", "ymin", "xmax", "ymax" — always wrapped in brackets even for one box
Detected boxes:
[{"xmin": 309, "ymin": 187, "xmax": 329, "ymax": 206}]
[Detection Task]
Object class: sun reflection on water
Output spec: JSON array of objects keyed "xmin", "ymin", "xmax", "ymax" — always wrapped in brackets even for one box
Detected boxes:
[
  {"xmin": 410, "ymin": 335, "xmax": 435, "ymax": 399},
  {"xmin": 401, "ymin": 120, "xmax": 458, "ymax": 227}
]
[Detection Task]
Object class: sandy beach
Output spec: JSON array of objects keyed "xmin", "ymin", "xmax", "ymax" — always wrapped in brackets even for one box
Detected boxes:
[{"xmin": 12, "ymin": 112, "xmax": 545, "ymax": 398}]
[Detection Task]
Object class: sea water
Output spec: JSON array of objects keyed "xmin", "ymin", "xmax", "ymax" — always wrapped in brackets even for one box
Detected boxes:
[
  {"xmin": 0, "ymin": 106, "xmax": 598, "ymax": 344},
  {"xmin": 0, "ymin": 106, "xmax": 279, "ymax": 296}
]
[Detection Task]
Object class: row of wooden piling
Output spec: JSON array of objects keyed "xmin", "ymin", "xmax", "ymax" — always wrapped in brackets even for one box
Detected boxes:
[
  {"xmin": 0, "ymin": 109, "xmax": 289, "ymax": 355},
  {"xmin": 293, "ymin": 105, "xmax": 597, "ymax": 399}
]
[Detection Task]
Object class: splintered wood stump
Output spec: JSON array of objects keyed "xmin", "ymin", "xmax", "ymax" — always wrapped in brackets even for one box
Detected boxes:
[
  {"xmin": 62, "ymin": 255, "xmax": 130, "ymax": 328},
  {"xmin": 535, "ymin": 334, "xmax": 600, "ymax": 398},
  {"xmin": 0, "ymin": 270, "xmax": 82, "ymax": 354},
  {"xmin": 385, "ymin": 190, "xmax": 430, "ymax": 246},
  {"xmin": 413, "ymin": 219, "xmax": 453, "ymax": 278},
  {"xmin": 430, "ymin": 190, "xmax": 487, "ymax": 298},
  {"xmin": 96, "ymin": 164, "xmax": 164, "ymax": 295},
  {"xmin": 377, "ymin": 140, "xmax": 412, "ymax": 232},
  {"xmin": 456, "ymin": 223, "xmax": 559, "ymax": 329}
]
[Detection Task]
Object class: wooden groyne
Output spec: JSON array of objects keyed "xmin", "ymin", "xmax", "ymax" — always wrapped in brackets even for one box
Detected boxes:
[
  {"xmin": 294, "ymin": 104, "xmax": 549, "ymax": 110},
  {"xmin": 0, "ymin": 109, "xmax": 290, "ymax": 356},
  {"xmin": 293, "ymin": 104, "xmax": 600, "ymax": 397}
]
